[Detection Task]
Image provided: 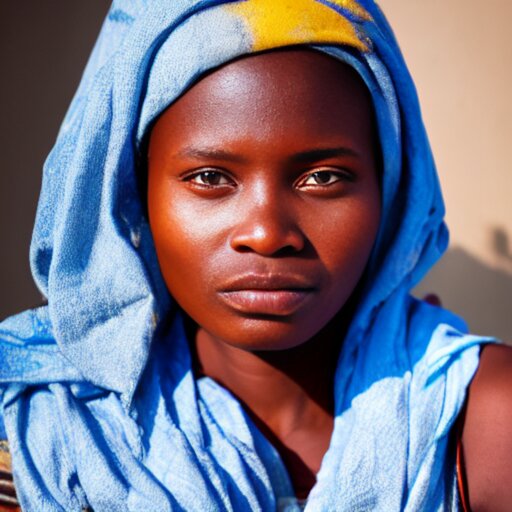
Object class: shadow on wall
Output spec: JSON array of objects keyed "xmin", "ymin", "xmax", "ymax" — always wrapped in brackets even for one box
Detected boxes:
[
  {"xmin": 493, "ymin": 227, "xmax": 512, "ymax": 266},
  {"xmin": 414, "ymin": 227, "xmax": 512, "ymax": 341}
]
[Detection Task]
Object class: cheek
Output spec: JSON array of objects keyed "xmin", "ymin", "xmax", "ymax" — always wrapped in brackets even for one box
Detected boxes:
[
  {"xmin": 148, "ymin": 182, "xmax": 198, "ymax": 293},
  {"xmin": 312, "ymin": 192, "xmax": 381, "ymax": 298},
  {"xmin": 147, "ymin": 164, "xmax": 381, "ymax": 349},
  {"xmin": 148, "ymin": 183, "xmax": 229, "ymax": 314}
]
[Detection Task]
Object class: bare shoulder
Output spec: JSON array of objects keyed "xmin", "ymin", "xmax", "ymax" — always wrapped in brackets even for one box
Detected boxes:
[{"xmin": 462, "ymin": 343, "xmax": 512, "ymax": 512}]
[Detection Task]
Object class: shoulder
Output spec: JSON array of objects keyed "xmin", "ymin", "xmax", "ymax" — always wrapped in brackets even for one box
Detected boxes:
[{"xmin": 462, "ymin": 343, "xmax": 512, "ymax": 512}]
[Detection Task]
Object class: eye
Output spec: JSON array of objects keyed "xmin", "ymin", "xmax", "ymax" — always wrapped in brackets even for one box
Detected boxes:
[
  {"xmin": 296, "ymin": 168, "xmax": 352, "ymax": 188},
  {"xmin": 183, "ymin": 169, "xmax": 234, "ymax": 187}
]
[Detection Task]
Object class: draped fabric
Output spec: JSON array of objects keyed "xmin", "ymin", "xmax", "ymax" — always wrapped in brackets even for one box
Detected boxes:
[{"xmin": 0, "ymin": 1, "xmax": 496, "ymax": 510}]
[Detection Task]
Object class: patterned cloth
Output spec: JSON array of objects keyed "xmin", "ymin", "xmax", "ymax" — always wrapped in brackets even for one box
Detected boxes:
[
  {"xmin": 0, "ymin": 440, "xmax": 18, "ymax": 508},
  {"xmin": 0, "ymin": 1, "xmax": 497, "ymax": 510}
]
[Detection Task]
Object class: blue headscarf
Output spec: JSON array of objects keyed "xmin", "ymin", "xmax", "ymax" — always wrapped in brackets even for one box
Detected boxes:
[{"xmin": 0, "ymin": 1, "xmax": 496, "ymax": 510}]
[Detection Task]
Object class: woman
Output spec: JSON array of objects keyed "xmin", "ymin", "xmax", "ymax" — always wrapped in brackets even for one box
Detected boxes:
[{"xmin": 1, "ymin": 0, "xmax": 511, "ymax": 510}]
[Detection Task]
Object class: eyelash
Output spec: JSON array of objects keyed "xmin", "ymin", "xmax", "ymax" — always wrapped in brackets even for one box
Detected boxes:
[
  {"xmin": 183, "ymin": 169, "xmax": 234, "ymax": 187},
  {"xmin": 181, "ymin": 167, "xmax": 353, "ymax": 189},
  {"xmin": 295, "ymin": 168, "xmax": 354, "ymax": 188}
]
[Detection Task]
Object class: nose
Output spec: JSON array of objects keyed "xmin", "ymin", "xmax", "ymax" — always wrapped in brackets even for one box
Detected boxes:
[{"xmin": 229, "ymin": 192, "xmax": 305, "ymax": 256}]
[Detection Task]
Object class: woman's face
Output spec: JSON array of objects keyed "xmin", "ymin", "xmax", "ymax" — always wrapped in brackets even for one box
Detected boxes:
[{"xmin": 148, "ymin": 49, "xmax": 380, "ymax": 351}]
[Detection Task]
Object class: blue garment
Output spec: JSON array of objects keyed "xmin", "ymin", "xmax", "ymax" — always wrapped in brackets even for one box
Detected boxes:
[{"xmin": 0, "ymin": 1, "xmax": 497, "ymax": 510}]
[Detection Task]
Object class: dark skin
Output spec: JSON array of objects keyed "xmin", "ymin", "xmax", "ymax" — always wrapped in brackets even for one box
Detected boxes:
[
  {"xmin": 461, "ymin": 343, "xmax": 512, "ymax": 512},
  {"xmin": 2, "ymin": 50, "xmax": 510, "ymax": 512},
  {"xmin": 146, "ymin": 49, "xmax": 512, "ymax": 506},
  {"xmin": 148, "ymin": 49, "xmax": 381, "ymax": 498}
]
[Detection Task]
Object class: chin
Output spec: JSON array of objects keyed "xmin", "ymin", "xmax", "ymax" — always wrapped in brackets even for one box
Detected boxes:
[{"xmin": 208, "ymin": 315, "xmax": 328, "ymax": 352}]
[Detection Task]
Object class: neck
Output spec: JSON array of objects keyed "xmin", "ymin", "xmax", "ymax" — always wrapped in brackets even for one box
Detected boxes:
[
  {"xmin": 195, "ymin": 324, "xmax": 341, "ymax": 423},
  {"xmin": 186, "ymin": 313, "xmax": 349, "ymax": 498}
]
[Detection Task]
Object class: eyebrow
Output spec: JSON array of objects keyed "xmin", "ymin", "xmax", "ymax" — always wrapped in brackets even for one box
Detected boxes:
[
  {"xmin": 289, "ymin": 147, "xmax": 359, "ymax": 163},
  {"xmin": 175, "ymin": 146, "xmax": 359, "ymax": 163},
  {"xmin": 176, "ymin": 147, "xmax": 247, "ymax": 162}
]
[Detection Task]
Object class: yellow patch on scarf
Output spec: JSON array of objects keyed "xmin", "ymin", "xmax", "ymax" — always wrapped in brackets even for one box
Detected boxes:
[{"xmin": 226, "ymin": 0, "xmax": 372, "ymax": 53}]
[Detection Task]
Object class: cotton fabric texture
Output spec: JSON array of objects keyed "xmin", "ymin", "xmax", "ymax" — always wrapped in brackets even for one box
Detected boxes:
[{"xmin": 0, "ymin": 0, "xmax": 496, "ymax": 510}]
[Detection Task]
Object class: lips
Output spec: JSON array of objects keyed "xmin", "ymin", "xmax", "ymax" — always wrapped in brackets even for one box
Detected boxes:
[{"xmin": 218, "ymin": 274, "xmax": 317, "ymax": 315}]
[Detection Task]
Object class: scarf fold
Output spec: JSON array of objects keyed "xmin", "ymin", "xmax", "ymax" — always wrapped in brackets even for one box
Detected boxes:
[{"xmin": 0, "ymin": 1, "xmax": 497, "ymax": 510}]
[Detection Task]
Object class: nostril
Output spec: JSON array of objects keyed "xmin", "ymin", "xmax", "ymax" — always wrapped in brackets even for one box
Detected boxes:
[
  {"xmin": 229, "ymin": 224, "xmax": 305, "ymax": 256},
  {"xmin": 233, "ymin": 243, "xmax": 300, "ymax": 256},
  {"xmin": 274, "ymin": 245, "xmax": 302, "ymax": 257},
  {"xmin": 233, "ymin": 244, "xmax": 256, "ymax": 254}
]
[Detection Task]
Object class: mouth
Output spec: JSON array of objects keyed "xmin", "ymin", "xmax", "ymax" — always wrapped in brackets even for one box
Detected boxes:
[{"xmin": 218, "ymin": 274, "xmax": 317, "ymax": 316}]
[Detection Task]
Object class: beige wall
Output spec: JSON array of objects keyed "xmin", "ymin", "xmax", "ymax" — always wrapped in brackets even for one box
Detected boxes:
[{"xmin": 380, "ymin": 0, "xmax": 512, "ymax": 339}]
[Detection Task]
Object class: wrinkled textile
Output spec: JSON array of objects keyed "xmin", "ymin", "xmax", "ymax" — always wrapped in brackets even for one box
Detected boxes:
[{"xmin": 0, "ymin": 1, "xmax": 497, "ymax": 510}]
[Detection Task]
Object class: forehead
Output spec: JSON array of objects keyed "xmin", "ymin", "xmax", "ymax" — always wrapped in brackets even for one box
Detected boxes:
[{"xmin": 149, "ymin": 48, "xmax": 376, "ymax": 153}]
